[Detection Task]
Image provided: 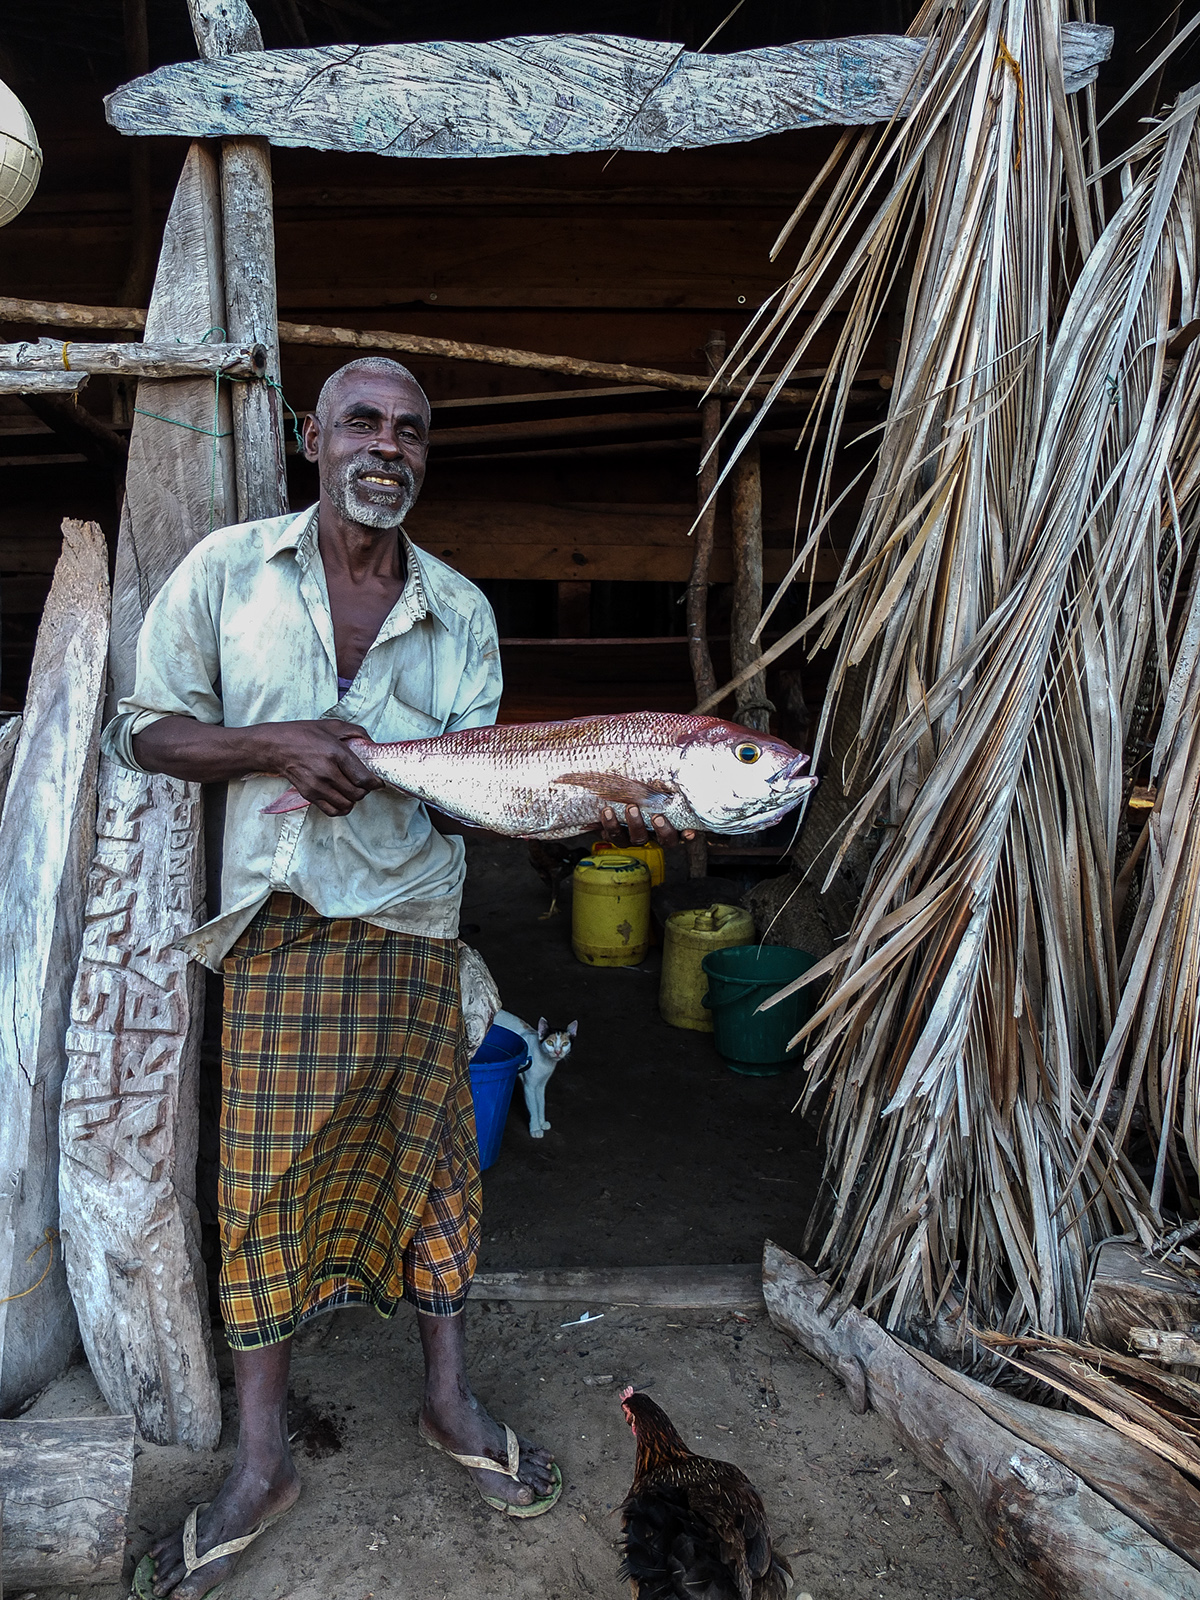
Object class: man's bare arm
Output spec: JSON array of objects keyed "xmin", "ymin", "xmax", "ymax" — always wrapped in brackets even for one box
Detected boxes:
[{"xmin": 133, "ymin": 715, "xmax": 383, "ymax": 818}]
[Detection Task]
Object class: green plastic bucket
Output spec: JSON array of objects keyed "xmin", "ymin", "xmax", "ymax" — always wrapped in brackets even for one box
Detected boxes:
[{"xmin": 700, "ymin": 944, "xmax": 817, "ymax": 1076}]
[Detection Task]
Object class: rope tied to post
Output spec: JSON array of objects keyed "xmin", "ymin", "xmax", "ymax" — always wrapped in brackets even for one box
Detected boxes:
[{"xmin": 0, "ymin": 1226, "xmax": 59, "ymax": 1305}]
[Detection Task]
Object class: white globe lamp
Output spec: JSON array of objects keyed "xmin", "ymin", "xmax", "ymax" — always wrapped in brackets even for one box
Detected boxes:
[{"xmin": 0, "ymin": 80, "xmax": 41, "ymax": 228}]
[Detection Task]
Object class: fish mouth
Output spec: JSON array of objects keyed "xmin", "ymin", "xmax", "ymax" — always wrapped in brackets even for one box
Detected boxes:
[{"xmin": 768, "ymin": 752, "xmax": 815, "ymax": 788}]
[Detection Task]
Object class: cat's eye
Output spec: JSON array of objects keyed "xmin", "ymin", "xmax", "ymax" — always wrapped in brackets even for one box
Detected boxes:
[{"xmin": 735, "ymin": 743, "xmax": 761, "ymax": 764}]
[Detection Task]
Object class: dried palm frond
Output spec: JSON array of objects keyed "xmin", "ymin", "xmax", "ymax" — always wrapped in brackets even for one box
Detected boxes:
[{"xmin": 704, "ymin": 0, "xmax": 1200, "ymax": 1343}]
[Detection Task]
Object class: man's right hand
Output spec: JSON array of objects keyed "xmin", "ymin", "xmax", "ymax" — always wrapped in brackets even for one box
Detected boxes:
[{"xmin": 132, "ymin": 716, "xmax": 385, "ymax": 818}]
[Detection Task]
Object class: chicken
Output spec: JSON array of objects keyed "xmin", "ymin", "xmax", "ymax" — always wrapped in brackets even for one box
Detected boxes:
[
  {"xmin": 527, "ymin": 840, "xmax": 588, "ymax": 918},
  {"xmin": 618, "ymin": 1387, "xmax": 792, "ymax": 1600}
]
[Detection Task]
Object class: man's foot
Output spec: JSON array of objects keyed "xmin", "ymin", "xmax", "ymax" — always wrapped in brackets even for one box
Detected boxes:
[
  {"xmin": 143, "ymin": 1460, "xmax": 301, "ymax": 1598},
  {"xmin": 420, "ymin": 1391, "xmax": 557, "ymax": 1510}
]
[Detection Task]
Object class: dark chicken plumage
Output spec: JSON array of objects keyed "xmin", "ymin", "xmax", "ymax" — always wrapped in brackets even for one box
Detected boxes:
[{"xmin": 619, "ymin": 1388, "xmax": 792, "ymax": 1600}]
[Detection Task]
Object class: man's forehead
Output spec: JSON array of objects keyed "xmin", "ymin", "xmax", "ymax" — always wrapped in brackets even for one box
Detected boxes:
[{"xmin": 326, "ymin": 372, "xmax": 429, "ymax": 419}]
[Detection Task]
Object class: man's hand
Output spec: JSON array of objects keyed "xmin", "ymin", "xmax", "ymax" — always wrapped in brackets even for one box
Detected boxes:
[
  {"xmin": 597, "ymin": 804, "xmax": 693, "ymax": 849},
  {"xmin": 264, "ymin": 721, "xmax": 383, "ymax": 817},
  {"xmin": 132, "ymin": 715, "xmax": 384, "ymax": 818}
]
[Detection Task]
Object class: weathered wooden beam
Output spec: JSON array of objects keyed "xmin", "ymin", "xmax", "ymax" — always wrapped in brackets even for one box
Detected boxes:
[
  {"xmin": 0, "ymin": 520, "xmax": 109, "ymax": 1413},
  {"xmin": 187, "ymin": 0, "xmax": 288, "ymax": 522},
  {"xmin": 1083, "ymin": 1242, "xmax": 1200, "ymax": 1352},
  {"xmin": 730, "ymin": 440, "xmax": 771, "ymax": 733},
  {"xmin": 469, "ymin": 1263, "xmax": 762, "ymax": 1308},
  {"xmin": 0, "ymin": 337, "xmax": 265, "ymax": 379},
  {"xmin": 0, "ymin": 371, "xmax": 90, "ymax": 395},
  {"xmin": 0, "ymin": 1414, "xmax": 135, "ymax": 1590},
  {"xmin": 104, "ymin": 26, "xmax": 1113, "ymax": 156},
  {"xmin": 762, "ymin": 1240, "xmax": 1200, "ymax": 1600},
  {"xmin": 59, "ymin": 142, "xmax": 228, "ymax": 1451},
  {"xmin": 0, "ymin": 295, "xmax": 835, "ymax": 405}
]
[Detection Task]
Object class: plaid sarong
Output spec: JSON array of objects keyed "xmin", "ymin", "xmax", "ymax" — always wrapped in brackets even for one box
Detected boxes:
[{"xmin": 218, "ymin": 893, "xmax": 480, "ymax": 1348}]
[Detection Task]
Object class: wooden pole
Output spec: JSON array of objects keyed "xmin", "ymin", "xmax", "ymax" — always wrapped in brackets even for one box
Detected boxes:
[
  {"xmin": 187, "ymin": 0, "xmax": 289, "ymax": 522},
  {"xmin": 0, "ymin": 372, "xmax": 89, "ymax": 395},
  {"xmin": 730, "ymin": 439, "xmax": 773, "ymax": 733},
  {"xmin": 0, "ymin": 296, "xmax": 847, "ymax": 405},
  {"xmin": 685, "ymin": 331, "xmax": 725, "ymax": 878},
  {"xmin": 0, "ymin": 339, "xmax": 266, "ymax": 378}
]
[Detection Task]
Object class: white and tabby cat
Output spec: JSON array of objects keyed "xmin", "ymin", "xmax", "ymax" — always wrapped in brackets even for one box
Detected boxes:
[{"xmin": 494, "ymin": 1009, "xmax": 578, "ymax": 1138}]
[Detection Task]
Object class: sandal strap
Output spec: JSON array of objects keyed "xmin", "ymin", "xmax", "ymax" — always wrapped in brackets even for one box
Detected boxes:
[
  {"xmin": 182, "ymin": 1503, "xmax": 271, "ymax": 1575},
  {"xmin": 423, "ymin": 1421, "xmax": 521, "ymax": 1478}
]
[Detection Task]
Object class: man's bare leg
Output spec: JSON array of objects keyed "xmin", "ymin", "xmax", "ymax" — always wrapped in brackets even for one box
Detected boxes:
[
  {"xmin": 417, "ymin": 1310, "xmax": 557, "ymax": 1507},
  {"xmin": 147, "ymin": 1341, "xmax": 301, "ymax": 1598}
]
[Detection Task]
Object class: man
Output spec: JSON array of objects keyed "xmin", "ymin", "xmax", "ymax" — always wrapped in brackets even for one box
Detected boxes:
[{"xmin": 107, "ymin": 358, "xmax": 676, "ymax": 1599}]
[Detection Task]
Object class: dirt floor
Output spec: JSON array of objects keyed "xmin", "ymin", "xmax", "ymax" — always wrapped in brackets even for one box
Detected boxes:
[{"xmin": 20, "ymin": 840, "xmax": 1022, "ymax": 1600}]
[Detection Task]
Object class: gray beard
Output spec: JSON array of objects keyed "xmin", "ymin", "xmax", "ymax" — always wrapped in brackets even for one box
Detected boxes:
[{"xmin": 327, "ymin": 459, "xmax": 418, "ymax": 529}]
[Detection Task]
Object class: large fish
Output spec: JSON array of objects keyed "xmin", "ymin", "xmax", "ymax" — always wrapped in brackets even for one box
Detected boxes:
[{"xmin": 262, "ymin": 711, "xmax": 816, "ymax": 840}]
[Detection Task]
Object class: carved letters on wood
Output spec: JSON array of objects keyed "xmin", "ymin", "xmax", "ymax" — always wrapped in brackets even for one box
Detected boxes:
[{"xmin": 61, "ymin": 766, "xmax": 220, "ymax": 1449}]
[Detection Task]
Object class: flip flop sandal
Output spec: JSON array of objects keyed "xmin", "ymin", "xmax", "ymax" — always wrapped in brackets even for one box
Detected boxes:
[
  {"xmin": 419, "ymin": 1419, "xmax": 564, "ymax": 1518},
  {"xmin": 130, "ymin": 1501, "xmax": 287, "ymax": 1599}
]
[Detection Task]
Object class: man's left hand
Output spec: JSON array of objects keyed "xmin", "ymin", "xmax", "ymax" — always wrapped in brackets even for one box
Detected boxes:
[{"xmin": 597, "ymin": 804, "xmax": 693, "ymax": 848}]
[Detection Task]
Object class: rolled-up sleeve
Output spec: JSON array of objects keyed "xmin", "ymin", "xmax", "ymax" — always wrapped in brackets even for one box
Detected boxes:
[
  {"xmin": 445, "ymin": 601, "xmax": 503, "ymax": 733},
  {"xmin": 100, "ymin": 543, "xmax": 224, "ymax": 772}
]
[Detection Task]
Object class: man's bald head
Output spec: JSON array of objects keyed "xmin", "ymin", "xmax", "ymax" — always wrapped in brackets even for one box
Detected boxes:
[{"xmin": 315, "ymin": 357, "xmax": 430, "ymax": 427}]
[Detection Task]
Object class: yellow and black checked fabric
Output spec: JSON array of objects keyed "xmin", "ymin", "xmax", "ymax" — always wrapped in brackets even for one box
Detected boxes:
[{"xmin": 219, "ymin": 893, "xmax": 481, "ymax": 1347}]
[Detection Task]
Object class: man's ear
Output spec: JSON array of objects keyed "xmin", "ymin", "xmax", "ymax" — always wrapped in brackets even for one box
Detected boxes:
[{"xmin": 301, "ymin": 411, "xmax": 321, "ymax": 463}]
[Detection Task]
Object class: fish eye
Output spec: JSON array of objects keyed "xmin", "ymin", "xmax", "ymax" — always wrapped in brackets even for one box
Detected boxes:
[{"xmin": 734, "ymin": 743, "xmax": 761, "ymax": 764}]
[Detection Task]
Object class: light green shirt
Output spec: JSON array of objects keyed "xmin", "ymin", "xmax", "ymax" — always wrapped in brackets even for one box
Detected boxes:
[{"xmin": 101, "ymin": 506, "xmax": 502, "ymax": 969}]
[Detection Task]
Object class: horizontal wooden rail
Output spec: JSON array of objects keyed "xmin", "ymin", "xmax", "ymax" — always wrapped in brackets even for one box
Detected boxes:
[
  {"xmin": 0, "ymin": 337, "xmax": 266, "ymax": 379},
  {"xmin": 0, "ymin": 295, "xmax": 885, "ymax": 403}
]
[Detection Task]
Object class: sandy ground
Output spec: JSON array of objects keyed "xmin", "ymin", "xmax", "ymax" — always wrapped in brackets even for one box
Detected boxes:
[{"xmin": 19, "ymin": 840, "xmax": 1021, "ymax": 1600}]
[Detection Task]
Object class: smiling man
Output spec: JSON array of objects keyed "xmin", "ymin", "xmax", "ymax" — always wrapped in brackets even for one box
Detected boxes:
[{"xmin": 103, "ymin": 358, "xmax": 562, "ymax": 1600}]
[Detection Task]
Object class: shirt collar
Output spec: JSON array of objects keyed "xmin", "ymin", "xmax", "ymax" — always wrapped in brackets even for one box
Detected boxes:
[{"xmin": 265, "ymin": 505, "xmax": 449, "ymax": 629}]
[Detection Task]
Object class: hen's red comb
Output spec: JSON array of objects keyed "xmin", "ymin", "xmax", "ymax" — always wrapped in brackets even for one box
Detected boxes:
[{"xmin": 619, "ymin": 1384, "xmax": 634, "ymax": 1401}]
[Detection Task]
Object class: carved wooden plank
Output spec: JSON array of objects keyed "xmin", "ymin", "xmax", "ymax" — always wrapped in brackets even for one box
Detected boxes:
[
  {"xmin": 0, "ymin": 338, "xmax": 266, "ymax": 378},
  {"xmin": 0, "ymin": 714, "xmax": 21, "ymax": 820},
  {"xmin": 0, "ymin": 1414, "xmax": 135, "ymax": 1589},
  {"xmin": 762, "ymin": 1240, "xmax": 1200, "ymax": 1600},
  {"xmin": 59, "ymin": 142, "xmax": 228, "ymax": 1449},
  {"xmin": 61, "ymin": 770, "xmax": 219, "ymax": 1447},
  {"xmin": 105, "ymin": 26, "xmax": 1113, "ymax": 157},
  {"xmin": 107, "ymin": 140, "xmax": 235, "ymax": 710},
  {"xmin": 0, "ymin": 520, "xmax": 109, "ymax": 1413}
]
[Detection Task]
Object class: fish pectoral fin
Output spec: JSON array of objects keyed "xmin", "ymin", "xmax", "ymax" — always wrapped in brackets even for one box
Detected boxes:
[
  {"xmin": 551, "ymin": 772, "xmax": 675, "ymax": 811},
  {"xmin": 262, "ymin": 787, "xmax": 311, "ymax": 815}
]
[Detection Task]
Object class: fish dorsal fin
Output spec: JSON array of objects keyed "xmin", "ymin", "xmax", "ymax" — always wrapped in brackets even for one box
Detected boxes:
[{"xmin": 550, "ymin": 771, "xmax": 675, "ymax": 809}]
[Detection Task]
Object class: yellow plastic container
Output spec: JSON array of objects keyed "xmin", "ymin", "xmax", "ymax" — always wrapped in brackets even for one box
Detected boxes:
[
  {"xmin": 659, "ymin": 902, "xmax": 757, "ymax": 1031},
  {"xmin": 571, "ymin": 853, "xmax": 651, "ymax": 966},
  {"xmin": 590, "ymin": 838, "xmax": 666, "ymax": 887}
]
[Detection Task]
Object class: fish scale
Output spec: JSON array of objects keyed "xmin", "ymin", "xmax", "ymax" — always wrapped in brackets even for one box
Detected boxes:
[{"xmin": 263, "ymin": 711, "xmax": 816, "ymax": 839}]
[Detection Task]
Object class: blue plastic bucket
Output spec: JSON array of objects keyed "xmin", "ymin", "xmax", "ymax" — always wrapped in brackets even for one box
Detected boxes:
[{"xmin": 469, "ymin": 1024, "xmax": 530, "ymax": 1169}]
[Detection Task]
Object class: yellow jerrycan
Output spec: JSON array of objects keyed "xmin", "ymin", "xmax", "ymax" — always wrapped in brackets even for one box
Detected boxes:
[
  {"xmin": 659, "ymin": 902, "xmax": 756, "ymax": 1030},
  {"xmin": 571, "ymin": 853, "xmax": 651, "ymax": 966},
  {"xmin": 590, "ymin": 838, "xmax": 666, "ymax": 886}
]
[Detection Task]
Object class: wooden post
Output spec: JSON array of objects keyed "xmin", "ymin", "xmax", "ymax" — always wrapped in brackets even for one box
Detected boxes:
[
  {"xmin": 730, "ymin": 439, "xmax": 773, "ymax": 733},
  {"xmin": 59, "ymin": 144, "xmax": 228, "ymax": 1449},
  {"xmin": 686, "ymin": 329, "xmax": 725, "ymax": 876},
  {"xmin": 0, "ymin": 521, "xmax": 109, "ymax": 1413},
  {"xmin": 187, "ymin": 0, "xmax": 289, "ymax": 523},
  {"xmin": 0, "ymin": 1414, "xmax": 135, "ymax": 1590}
]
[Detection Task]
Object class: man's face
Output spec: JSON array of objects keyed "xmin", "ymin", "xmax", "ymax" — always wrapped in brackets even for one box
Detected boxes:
[{"xmin": 304, "ymin": 373, "xmax": 430, "ymax": 530}]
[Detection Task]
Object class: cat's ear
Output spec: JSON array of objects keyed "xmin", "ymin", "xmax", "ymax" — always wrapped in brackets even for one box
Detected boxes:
[
  {"xmin": 567, "ymin": 1020, "xmax": 578, "ymax": 1037},
  {"xmin": 537, "ymin": 1017, "xmax": 551, "ymax": 1039}
]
